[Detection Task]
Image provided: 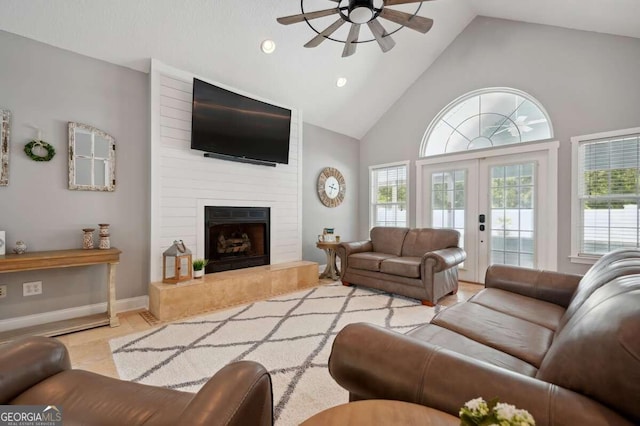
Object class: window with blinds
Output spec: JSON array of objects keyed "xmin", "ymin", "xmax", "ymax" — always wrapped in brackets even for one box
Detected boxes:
[
  {"xmin": 370, "ymin": 163, "xmax": 408, "ymax": 228},
  {"xmin": 576, "ymin": 132, "xmax": 640, "ymax": 255}
]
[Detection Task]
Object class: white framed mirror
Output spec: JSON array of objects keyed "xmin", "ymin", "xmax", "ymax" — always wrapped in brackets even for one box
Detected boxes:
[
  {"xmin": 68, "ymin": 122, "xmax": 115, "ymax": 191},
  {"xmin": 0, "ymin": 109, "xmax": 10, "ymax": 186}
]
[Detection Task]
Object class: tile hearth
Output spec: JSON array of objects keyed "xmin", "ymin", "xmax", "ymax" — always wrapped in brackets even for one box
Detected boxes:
[{"xmin": 149, "ymin": 261, "xmax": 319, "ymax": 321}]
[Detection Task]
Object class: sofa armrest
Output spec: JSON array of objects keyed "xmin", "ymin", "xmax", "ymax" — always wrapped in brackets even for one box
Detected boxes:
[
  {"xmin": 485, "ymin": 265, "xmax": 582, "ymax": 308},
  {"xmin": 178, "ymin": 360, "xmax": 273, "ymax": 426},
  {"xmin": 329, "ymin": 323, "xmax": 631, "ymax": 426},
  {"xmin": 422, "ymin": 247, "xmax": 466, "ymax": 272},
  {"xmin": 337, "ymin": 241, "xmax": 373, "ymax": 275},
  {"xmin": 0, "ymin": 336, "xmax": 71, "ymax": 403},
  {"xmin": 337, "ymin": 240, "xmax": 373, "ymax": 258}
]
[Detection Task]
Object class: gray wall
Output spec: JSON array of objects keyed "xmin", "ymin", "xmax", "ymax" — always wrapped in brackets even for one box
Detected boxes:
[
  {"xmin": 302, "ymin": 123, "xmax": 359, "ymax": 265},
  {"xmin": 0, "ymin": 31, "xmax": 149, "ymax": 320},
  {"xmin": 359, "ymin": 17, "xmax": 640, "ymax": 274}
]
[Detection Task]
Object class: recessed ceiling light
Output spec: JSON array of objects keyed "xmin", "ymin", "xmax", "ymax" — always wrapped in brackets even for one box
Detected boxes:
[
  {"xmin": 336, "ymin": 77, "xmax": 347, "ymax": 88},
  {"xmin": 261, "ymin": 39, "xmax": 276, "ymax": 54}
]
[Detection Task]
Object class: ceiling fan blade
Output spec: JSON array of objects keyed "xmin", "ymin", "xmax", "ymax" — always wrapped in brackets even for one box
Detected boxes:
[
  {"xmin": 342, "ymin": 24, "xmax": 361, "ymax": 57},
  {"xmin": 304, "ymin": 18, "xmax": 347, "ymax": 48},
  {"xmin": 277, "ymin": 8, "xmax": 340, "ymax": 25},
  {"xmin": 367, "ymin": 19, "xmax": 396, "ymax": 53},
  {"xmin": 384, "ymin": 0, "xmax": 435, "ymax": 5},
  {"xmin": 379, "ymin": 8, "xmax": 433, "ymax": 33}
]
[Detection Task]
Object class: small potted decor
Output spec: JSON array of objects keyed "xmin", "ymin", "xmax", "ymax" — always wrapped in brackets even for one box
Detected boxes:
[
  {"xmin": 192, "ymin": 259, "xmax": 209, "ymax": 279},
  {"xmin": 460, "ymin": 397, "xmax": 535, "ymax": 426}
]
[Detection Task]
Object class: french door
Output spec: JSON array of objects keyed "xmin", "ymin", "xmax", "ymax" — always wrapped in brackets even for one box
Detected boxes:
[{"xmin": 417, "ymin": 142, "xmax": 558, "ymax": 283}]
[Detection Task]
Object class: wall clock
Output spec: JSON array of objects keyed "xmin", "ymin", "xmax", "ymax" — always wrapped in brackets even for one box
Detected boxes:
[{"xmin": 317, "ymin": 167, "xmax": 346, "ymax": 208}]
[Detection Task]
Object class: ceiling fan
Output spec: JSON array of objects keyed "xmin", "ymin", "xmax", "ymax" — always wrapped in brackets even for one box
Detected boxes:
[
  {"xmin": 489, "ymin": 116, "xmax": 548, "ymax": 137},
  {"xmin": 277, "ymin": 0, "xmax": 435, "ymax": 57}
]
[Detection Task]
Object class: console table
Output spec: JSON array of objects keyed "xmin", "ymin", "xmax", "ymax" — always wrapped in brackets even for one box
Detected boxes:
[{"xmin": 0, "ymin": 248, "xmax": 121, "ymax": 344}]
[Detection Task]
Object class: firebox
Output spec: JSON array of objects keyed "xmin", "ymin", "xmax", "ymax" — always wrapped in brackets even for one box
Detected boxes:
[{"xmin": 204, "ymin": 206, "xmax": 270, "ymax": 273}]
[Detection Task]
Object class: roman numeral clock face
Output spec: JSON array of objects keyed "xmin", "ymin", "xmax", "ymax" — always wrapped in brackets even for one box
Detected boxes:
[{"xmin": 317, "ymin": 167, "xmax": 346, "ymax": 208}]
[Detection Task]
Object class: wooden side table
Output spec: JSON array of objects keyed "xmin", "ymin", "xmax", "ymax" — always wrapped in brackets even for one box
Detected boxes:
[
  {"xmin": 301, "ymin": 400, "xmax": 459, "ymax": 425},
  {"xmin": 316, "ymin": 241, "xmax": 340, "ymax": 280}
]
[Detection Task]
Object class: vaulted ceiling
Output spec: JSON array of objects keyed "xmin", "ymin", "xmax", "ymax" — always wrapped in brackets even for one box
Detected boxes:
[{"xmin": 1, "ymin": 0, "xmax": 638, "ymax": 139}]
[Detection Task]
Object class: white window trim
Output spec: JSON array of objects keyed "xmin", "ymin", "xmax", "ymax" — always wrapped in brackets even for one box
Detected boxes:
[
  {"xmin": 369, "ymin": 160, "xmax": 411, "ymax": 229},
  {"xmin": 570, "ymin": 126, "xmax": 640, "ymax": 265}
]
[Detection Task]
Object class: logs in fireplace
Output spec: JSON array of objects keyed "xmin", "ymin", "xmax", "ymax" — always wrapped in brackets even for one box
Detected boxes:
[{"xmin": 205, "ymin": 206, "xmax": 270, "ymax": 273}]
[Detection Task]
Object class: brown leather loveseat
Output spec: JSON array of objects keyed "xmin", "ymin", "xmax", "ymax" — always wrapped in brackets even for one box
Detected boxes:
[
  {"xmin": 0, "ymin": 336, "xmax": 273, "ymax": 425},
  {"xmin": 329, "ymin": 248, "xmax": 640, "ymax": 425},
  {"xmin": 337, "ymin": 227, "xmax": 466, "ymax": 305}
]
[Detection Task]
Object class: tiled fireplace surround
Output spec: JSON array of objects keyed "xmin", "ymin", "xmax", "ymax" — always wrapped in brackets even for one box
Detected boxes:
[
  {"xmin": 148, "ymin": 61, "xmax": 318, "ymax": 321},
  {"xmin": 149, "ymin": 202, "xmax": 318, "ymax": 322}
]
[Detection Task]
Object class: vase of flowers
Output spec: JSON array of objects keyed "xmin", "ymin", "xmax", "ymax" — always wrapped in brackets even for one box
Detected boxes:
[
  {"xmin": 460, "ymin": 398, "xmax": 535, "ymax": 426},
  {"xmin": 192, "ymin": 259, "xmax": 209, "ymax": 278}
]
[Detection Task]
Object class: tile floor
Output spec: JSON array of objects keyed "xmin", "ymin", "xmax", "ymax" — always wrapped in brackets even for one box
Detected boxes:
[{"xmin": 58, "ymin": 280, "xmax": 482, "ymax": 379}]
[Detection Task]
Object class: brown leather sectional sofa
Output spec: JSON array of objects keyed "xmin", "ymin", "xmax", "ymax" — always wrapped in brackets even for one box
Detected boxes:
[
  {"xmin": 0, "ymin": 337, "xmax": 273, "ymax": 425},
  {"xmin": 329, "ymin": 248, "xmax": 640, "ymax": 426},
  {"xmin": 337, "ymin": 227, "xmax": 466, "ymax": 306}
]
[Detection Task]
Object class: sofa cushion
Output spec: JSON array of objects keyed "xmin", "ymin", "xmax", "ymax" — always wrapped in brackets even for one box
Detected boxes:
[
  {"xmin": 370, "ymin": 227, "xmax": 409, "ymax": 257},
  {"xmin": 401, "ymin": 228, "xmax": 459, "ymax": 258},
  {"xmin": 349, "ymin": 252, "xmax": 397, "ymax": 272},
  {"xmin": 407, "ymin": 324, "xmax": 538, "ymax": 377},
  {"xmin": 469, "ymin": 288, "xmax": 566, "ymax": 331},
  {"xmin": 380, "ymin": 257, "xmax": 421, "ymax": 278},
  {"xmin": 431, "ymin": 302, "xmax": 554, "ymax": 368}
]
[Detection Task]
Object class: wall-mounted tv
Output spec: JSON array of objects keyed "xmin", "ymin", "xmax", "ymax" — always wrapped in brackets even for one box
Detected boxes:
[{"xmin": 191, "ymin": 78, "xmax": 292, "ymax": 166}]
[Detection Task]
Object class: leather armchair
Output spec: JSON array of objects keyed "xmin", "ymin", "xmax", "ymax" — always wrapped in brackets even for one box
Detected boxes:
[{"xmin": 0, "ymin": 336, "xmax": 273, "ymax": 426}]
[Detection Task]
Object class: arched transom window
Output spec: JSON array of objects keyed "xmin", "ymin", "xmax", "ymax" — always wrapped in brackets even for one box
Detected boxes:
[{"xmin": 420, "ymin": 88, "xmax": 553, "ymax": 157}]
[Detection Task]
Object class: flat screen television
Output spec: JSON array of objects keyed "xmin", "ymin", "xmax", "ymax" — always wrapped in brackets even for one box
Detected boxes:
[{"xmin": 191, "ymin": 78, "xmax": 292, "ymax": 165}]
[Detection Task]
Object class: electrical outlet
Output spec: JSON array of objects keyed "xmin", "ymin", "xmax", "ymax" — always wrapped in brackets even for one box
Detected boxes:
[
  {"xmin": 23, "ymin": 281, "xmax": 42, "ymax": 296},
  {"xmin": 0, "ymin": 285, "xmax": 6, "ymax": 298}
]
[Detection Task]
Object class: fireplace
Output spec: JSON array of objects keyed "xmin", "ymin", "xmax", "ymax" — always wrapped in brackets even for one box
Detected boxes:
[{"xmin": 205, "ymin": 206, "xmax": 270, "ymax": 273}]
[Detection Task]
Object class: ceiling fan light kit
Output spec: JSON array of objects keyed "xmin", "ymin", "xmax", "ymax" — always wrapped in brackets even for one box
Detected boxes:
[
  {"xmin": 348, "ymin": 0, "xmax": 375, "ymax": 24},
  {"xmin": 277, "ymin": 0, "xmax": 434, "ymax": 57}
]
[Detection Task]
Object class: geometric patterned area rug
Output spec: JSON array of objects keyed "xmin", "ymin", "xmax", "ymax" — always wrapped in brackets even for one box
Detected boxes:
[{"xmin": 109, "ymin": 283, "xmax": 436, "ymax": 425}]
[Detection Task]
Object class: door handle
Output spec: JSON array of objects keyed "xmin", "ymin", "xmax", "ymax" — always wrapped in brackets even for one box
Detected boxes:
[
  {"xmin": 479, "ymin": 214, "xmax": 485, "ymax": 223},
  {"xmin": 479, "ymin": 224, "xmax": 485, "ymax": 231}
]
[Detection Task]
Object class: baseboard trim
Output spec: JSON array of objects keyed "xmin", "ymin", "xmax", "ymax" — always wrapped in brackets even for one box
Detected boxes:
[
  {"xmin": 0, "ymin": 296, "xmax": 149, "ymax": 332},
  {"xmin": 114, "ymin": 296, "xmax": 149, "ymax": 313}
]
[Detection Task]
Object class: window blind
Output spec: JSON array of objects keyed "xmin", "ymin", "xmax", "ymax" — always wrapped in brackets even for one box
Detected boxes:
[
  {"xmin": 578, "ymin": 134, "xmax": 640, "ymax": 254},
  {"xmin": 371, "ymin": 165, "xmax": 407, "ymax": 227}
]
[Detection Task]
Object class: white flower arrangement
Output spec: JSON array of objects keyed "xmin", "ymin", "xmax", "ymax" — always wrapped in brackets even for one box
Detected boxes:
[{"xmin": 459, "ymin": 397, "xmax": 535, "ymax": 426}]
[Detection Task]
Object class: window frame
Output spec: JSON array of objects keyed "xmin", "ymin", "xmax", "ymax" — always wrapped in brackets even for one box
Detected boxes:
[
  {"xmin": 570, "ymin": 126, "xmax": 640, "ymax": 264},
  {"xmin": 419, "ymin": 87, "xmax": 554, "ymax": 158},
  {"xmin": 369, "ymin": 161, "xmax": 411, "ymax": 229}
]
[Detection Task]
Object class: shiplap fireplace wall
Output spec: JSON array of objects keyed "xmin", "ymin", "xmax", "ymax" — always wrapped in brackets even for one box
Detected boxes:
[{"xmin": 149, "ymin": 60, "xmax": 303, "ymax": 282}]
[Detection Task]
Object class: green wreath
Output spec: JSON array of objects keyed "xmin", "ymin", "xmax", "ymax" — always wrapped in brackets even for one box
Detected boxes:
[{"xmin": 24, "ymin": 140, "xmax": 56, "ymax": 162}]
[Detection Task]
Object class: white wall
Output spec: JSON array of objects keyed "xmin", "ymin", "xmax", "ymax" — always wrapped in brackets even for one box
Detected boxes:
[
  {"xmin": 150, "ymin": 61, "xmax": 302, "ymax": 281},
  {"xmin": 359, "ymin": 17, "xmax": 640, "ymax": 274},
  {"xmin": 0, "ymin": 31, "xmax": 149, "ymax": 320},
  {"xmin": 302, "ymin": 123, "xmax": 359, "ymax": 265}
]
